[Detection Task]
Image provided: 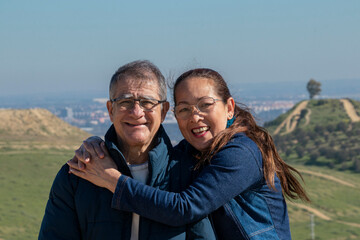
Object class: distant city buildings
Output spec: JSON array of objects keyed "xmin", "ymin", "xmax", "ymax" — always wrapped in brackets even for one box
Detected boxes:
[
  {"xmin": 51, "ymin": 98, "xmax": 112, "ymax": 136},
  {"xmin": 248, "ymin": 101, "xmax": 295, "ymax": 113}
]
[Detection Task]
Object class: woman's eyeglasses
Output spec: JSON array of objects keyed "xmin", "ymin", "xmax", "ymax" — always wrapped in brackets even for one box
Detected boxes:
[{"xmin": 174, "ymin": 97, "xmax": 220, "ymax": 120}]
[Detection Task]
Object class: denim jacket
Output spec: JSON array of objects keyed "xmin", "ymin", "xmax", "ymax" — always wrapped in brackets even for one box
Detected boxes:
[
  {"xmin": 112, "ymin": 133, "xmax": 291, "ymax": 240},
  {"xmin": 39, "ymin": 125, "xmax": 215, "ymax": 240}
]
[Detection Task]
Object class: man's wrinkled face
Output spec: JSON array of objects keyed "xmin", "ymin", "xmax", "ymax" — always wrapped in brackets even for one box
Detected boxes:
[{"xmin": 107, "ymin": 77, "xmax": 168, "ymax": 150}]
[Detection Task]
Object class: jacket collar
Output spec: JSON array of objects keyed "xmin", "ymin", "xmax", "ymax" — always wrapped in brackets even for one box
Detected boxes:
[
  {"xmin": 179, "ymin": 139, "xmax": 201, "ymax": 157},
  {"xmin": 104, "ymin": 124, "xmax": 173, "ymax": 185}
]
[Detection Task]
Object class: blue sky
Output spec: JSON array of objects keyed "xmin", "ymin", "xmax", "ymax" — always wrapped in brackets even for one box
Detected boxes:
[{"xmin": 1, "ymin": 0, "xmax": 359, "ymax": 97}]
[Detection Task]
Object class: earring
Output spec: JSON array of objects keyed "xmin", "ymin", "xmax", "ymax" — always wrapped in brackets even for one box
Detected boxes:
[{"xmin": 226, "ymin": 115, "xmax": 235, "ymax": 128}]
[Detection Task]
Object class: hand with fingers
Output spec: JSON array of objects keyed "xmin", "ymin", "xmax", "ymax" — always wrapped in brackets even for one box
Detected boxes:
[
  {"xmin": 67, "ymin": 136, "xmax": 121, "ymax": 193},
  {"xmin": 69, "ymin": 136, "xmax": 105, "ymax": 170}
]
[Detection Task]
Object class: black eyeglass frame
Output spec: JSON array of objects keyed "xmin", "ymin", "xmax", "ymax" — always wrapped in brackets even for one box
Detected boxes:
[{"xmin": 110, "ymin": 97, "xmax": 167, "ymax": 111}]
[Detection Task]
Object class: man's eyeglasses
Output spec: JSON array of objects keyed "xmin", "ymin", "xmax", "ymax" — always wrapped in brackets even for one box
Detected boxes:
[
  {"xmin": 174, "ymin": 97, "xmax": 221, "ymax": 120},
  {"xmin": 110, "ymin": 97, "xmax": 167, "ymax": 111}
]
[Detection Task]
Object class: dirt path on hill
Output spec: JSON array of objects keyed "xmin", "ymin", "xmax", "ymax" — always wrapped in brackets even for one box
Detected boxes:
[
  {"xmin": 274, "ymin": 101, "xmax": 309, "ymax": 135},
  {"xmin": 337, "ymin": 221, "xmax": 360, "ymax": 228},
  {"xmin": 287, "ymin": 202, "xmax": 360, "ymax": 228},
  {"xmin": 340, "ymin": 99, "xmax": 360, "ymax": 122},
  {"xmin": 289, "ymin": 202, "xmax": 360, "ymax": 228},
  {"xmin": 299, "ymin": 169, "xmax": 357, "ymax": 188},
  {"xmin": 288, "ymin": 202, "xmax": 331, "ymax": 220},
  {"xmin": 304, "ymin": 108, "xmax": 311, "ymax": 126}
]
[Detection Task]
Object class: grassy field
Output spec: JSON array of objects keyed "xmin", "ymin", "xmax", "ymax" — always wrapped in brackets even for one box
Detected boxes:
[
  {"xmin": 288, "ymin": 164, "xmax": 360, "ymax": 239},
  {"xmin": 1, "ymin": 150, "xmax": 360, "ymax": 239},
  {"xmin": 0, "ymin": 149, "xmax": 73, "ymax": 240}
]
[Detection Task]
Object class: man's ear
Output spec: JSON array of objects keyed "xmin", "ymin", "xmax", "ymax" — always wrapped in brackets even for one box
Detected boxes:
[
  {"xmin": 161, "ymin": 101, "xmax": 170, "ymax": 122},
  {"xmin": 107, "ymin": 100, "xmax": 114, "ymax": 122}
]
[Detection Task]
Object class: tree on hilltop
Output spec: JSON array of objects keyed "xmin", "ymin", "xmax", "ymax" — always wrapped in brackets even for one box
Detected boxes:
[{"xmin": 307, "ymin": 79, "xmax": 321, "ymax": 99}]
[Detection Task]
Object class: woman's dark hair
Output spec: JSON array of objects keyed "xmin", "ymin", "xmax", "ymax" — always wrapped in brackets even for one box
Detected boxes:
[{"xmin": 173, "ymin": 68, "xmax": 310, "ymax": 202}]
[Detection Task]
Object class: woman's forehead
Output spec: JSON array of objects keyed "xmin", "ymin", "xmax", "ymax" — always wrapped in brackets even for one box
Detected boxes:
[{"xmin": 175, "ymin": 77, "xmax": 217, "ymax": 102}]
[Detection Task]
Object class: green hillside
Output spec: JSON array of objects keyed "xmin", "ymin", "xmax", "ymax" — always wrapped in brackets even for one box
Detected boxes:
[
  {"xmin": 264, "ymin": 98, "xmax": 360, "ymax": 239},
  {"xmin": 265, "ymin": 98, "xmax": 360, "ymax": 172}
]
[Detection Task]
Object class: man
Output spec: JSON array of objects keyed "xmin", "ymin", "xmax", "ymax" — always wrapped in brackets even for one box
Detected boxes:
[{"xmin": 38, "ymin": 60, "xmax": 215, "ymax": 239}]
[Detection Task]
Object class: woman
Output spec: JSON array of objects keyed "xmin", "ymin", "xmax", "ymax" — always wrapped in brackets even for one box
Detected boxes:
[{"xmin": 68, "ymin": 68, "xmax": 309, "ymax": 239}]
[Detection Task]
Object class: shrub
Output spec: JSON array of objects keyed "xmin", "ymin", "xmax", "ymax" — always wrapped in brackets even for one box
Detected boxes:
[
  {"xmin": 300, "ymin": 109, "xmax": 308, "ymax": 118},
  {"xmin": 335, "ymin": 151, "xmax": 349, "ymax": 163},
  {"xmin": 319, "ymin": 147, "xmax": 328, "ymax": 156},
  {"xmin": 295, "ymin": 146, "xmax": 305, "ymax": 158},
  {"xmin": 314, "ymin": 125, "xmax": 325, "ymax": 135},
  {"xmin": 337, "ymin": 122, "xmax": 348, "ymax": 132},
  {"xmin": 308, "ymin": 131, "xmax": 317, "ymax": 139},
  {"xmin": 316, "ymin": 99, "xmax": 327, "ymax": 106},
  {"xmin": 353, "ymin": 159, "xmax": 360, "ymax": 173},
  {"xmin": 314, "ymin": 139, "xmax": 322, "ymax": 147},
  {"xmin": 326, "ymin": 124, "xmax": 336, "ymax": 132},
  {"xmin": 310, "ymin": 151, "xmax": 319, "ymax": 162},
  {"xmin": 285, "ymin": 148, "xmax": 293, "ymax": 157},
  {"xmin": 340, "ymin": 163, "xmax": 347, "ymax": 171},
  {"xmin": 295, "ymin": 129, "xmax": 307, "ymax": 143},
  {"xmin": 325, "ymin": 148, "xmax": 336, "ymax": 159}
]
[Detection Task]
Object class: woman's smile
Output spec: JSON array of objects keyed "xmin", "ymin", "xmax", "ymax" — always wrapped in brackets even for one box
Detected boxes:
[{"xmin": 191, "ymin": 126, "xmax": 210, "ymax": 137}]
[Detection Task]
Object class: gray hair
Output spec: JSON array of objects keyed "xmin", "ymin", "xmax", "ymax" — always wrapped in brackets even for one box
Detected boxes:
[{"xmin": 109, "ymin": 60, "xmax": 167, "ymax": 100}]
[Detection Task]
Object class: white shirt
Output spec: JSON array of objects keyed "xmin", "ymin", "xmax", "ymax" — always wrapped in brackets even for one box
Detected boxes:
[{"xmin": 128, "ymin": 161, "xmax": 149, "ymax": 240}]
